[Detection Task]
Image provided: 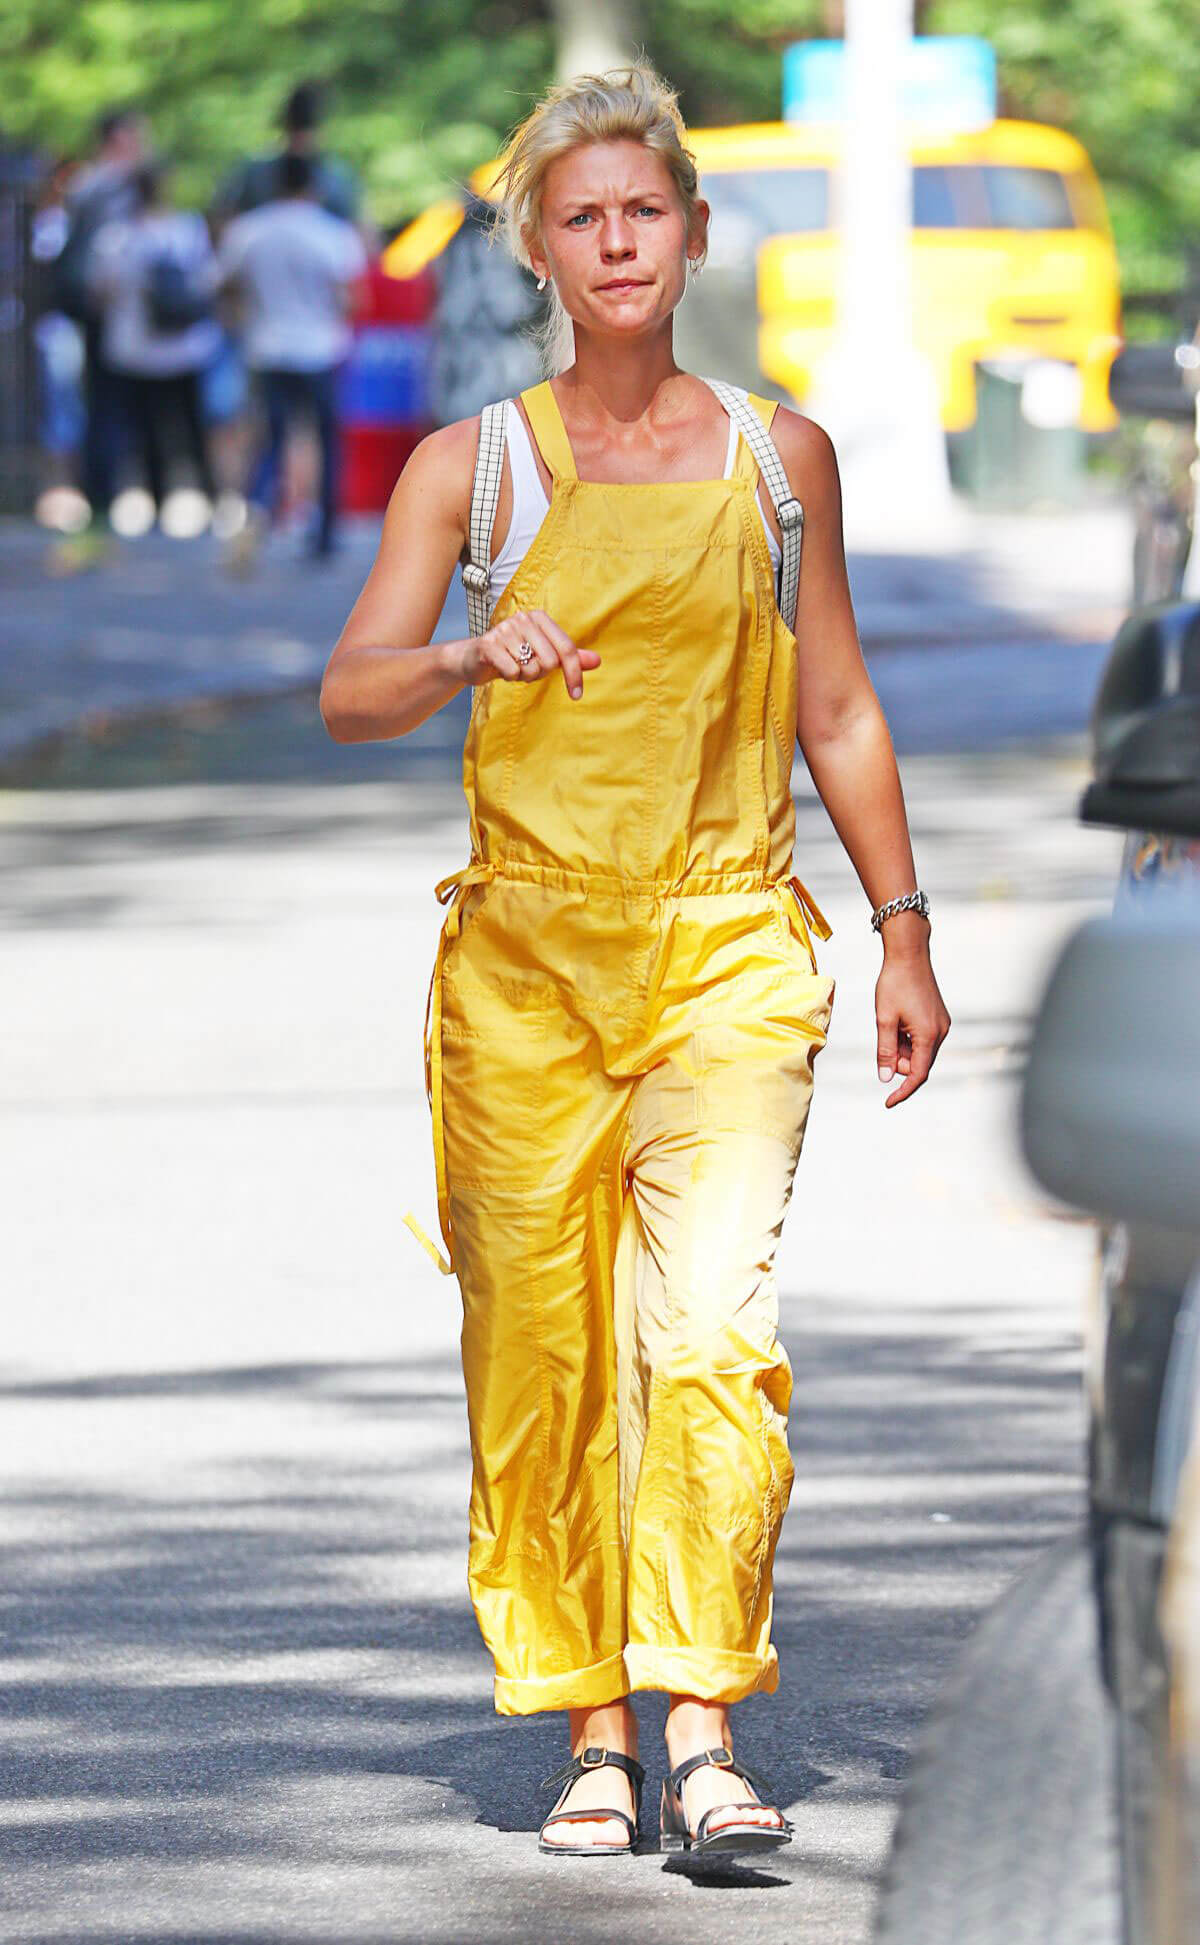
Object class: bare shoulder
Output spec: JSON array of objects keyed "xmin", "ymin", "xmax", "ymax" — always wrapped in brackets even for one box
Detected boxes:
[
  {"xmin": 395, "ymin": 414, "xmax": 480, "ymax": 499},
  {"xmin": 382, "ymin": 413, "xmax": 483, "ymax": 541},
  {"xmin": 766, "ymin": 404, "xmax": 841, "ymax": 511}
]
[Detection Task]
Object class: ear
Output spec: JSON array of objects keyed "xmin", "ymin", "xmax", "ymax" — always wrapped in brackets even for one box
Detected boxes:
[
  {"xmin": 688, "ymin": 197, "xmax": 711, "ymax": 267},
  {"xmin": 523, "ymin": 226, "xmax": 549, "ymax": 287}
]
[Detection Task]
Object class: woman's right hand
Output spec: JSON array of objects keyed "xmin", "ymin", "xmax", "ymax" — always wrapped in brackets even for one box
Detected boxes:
[{"xmin": 448, "ymin": 609, "xmax": 601, "ymax": 701}]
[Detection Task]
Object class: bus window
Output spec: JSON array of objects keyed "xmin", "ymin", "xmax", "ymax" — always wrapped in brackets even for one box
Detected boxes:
[
  {"xmin": 703, "ymin": 167, "xmax": 829, "ymax": 265},
  {"xmin": 980, "ymin": 166, "xmax": 1075, "ymax": 230},
  {"xmin": 912, "ymin": 163, "xmax": 1076, "ymax": 231},
  {"xmin": 912, "ymin": 166, "xmax": 961, "ymax": 228}
]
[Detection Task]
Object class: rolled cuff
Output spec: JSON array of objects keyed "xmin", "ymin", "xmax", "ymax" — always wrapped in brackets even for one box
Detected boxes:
[
  {"xmin": 492, "ymin": 1649, "xmax": 630, "ymax": 1717},
  {"xmin": 623, "ymin": 1643, "xmax": 780, "ymax": 1705}
]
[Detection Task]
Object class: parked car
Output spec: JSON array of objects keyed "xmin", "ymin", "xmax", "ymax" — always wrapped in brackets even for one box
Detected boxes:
[
  {"xmin": 873, "ymin": 602, "xmax": 1200, "ymax": 1944},
  {"xmin": 1108, "ymin": 340, "xmax": 1200, "ymax": 607}
]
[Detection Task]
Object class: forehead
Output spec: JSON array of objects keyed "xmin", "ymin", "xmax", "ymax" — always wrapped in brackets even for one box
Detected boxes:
[{"xmin": 542, "ymin": 139, "xmax": 678, "ymax": 208}]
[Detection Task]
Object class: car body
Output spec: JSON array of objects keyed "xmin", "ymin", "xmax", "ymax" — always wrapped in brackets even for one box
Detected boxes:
[
  {"xmin": 755, "ymin": 117, "xmax": 1120, "ymax": 433},
  {"xmin": 874, "ymin": 603, "xmax": 1200, "ymax": 1944}
]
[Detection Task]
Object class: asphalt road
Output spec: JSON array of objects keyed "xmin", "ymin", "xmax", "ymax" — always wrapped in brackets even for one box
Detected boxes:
[
  {"xmin": 0, "ymin": 734, "xmax": 1122, "ymax": 1941},
  {"xmin": 0, "ymin": 494, "xmax": 1130, "ymax": 785}
]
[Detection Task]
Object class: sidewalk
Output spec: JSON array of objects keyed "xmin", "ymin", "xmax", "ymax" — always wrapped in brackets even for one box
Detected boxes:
[
  {"xmin": 0, "ymin": 744, "xmax": 1123, "ymax": 1941},
  {"xmin": 0, "ymin": 494, "xmax": 1134, "ymax": 766}
]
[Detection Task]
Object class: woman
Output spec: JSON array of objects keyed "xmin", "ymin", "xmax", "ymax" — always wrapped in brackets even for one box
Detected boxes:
[
  {"xmin": 322, "ymin": 65, "xmax": 950, "ymax": 1858},
  {"xmin": 87, "ymin": 161, "xmax": 220, "ymax": 520}
]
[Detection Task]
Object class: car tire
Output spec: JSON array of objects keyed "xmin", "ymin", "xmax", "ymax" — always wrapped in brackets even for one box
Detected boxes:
[{"xmin": 873, "ymin": 1532, "xmax": 1121, "ymax": 1944}]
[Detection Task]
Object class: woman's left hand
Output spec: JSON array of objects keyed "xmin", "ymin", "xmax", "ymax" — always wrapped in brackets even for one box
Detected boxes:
[{"xmin": 874, "ymin": 933, "xmax": 951, "ymax": 1109}]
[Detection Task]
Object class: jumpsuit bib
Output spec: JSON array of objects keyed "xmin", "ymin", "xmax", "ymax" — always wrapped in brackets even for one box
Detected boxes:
[{"xmin": 412, "ymin": 379, "xmax": 835, "ymax": 1716}]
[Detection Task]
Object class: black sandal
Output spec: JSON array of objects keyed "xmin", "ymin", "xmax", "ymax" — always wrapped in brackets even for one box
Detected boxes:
[
  {"xmin": 537, "ymin": 1744, "xmax": 645, "ymax": 1856},
  {"xmin": 660, "ymin": 1745, "xmax": 793, "ymax": 1856}
]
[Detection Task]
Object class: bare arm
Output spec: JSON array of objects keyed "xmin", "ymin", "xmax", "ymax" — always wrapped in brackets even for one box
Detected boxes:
[
  {"xmin": 320, "ymin": 418, "xmax": 598, "ymax": 743},
  {"xmin": 775, "ymin": 409, "xmax": 926, "ymax": 945},
  {"xmin": 773, "ymin": 407, "xmax": 951, "ymax": 1102}
]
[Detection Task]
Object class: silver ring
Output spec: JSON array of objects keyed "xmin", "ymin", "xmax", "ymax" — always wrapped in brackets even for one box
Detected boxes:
[{"xmin": 515, "ymin": 640, "xmax": 535, "ymax": 666}]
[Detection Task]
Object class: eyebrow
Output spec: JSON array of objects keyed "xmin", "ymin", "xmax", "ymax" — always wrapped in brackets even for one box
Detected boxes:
[{"xmin": 560, "ymin": 191, "xmax": 670, "ymax": 211}]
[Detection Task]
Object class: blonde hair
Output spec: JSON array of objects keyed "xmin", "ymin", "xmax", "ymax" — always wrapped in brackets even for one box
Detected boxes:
[{"xmin": 491, "ymin": 63, "xmax": 706, "ymax": 375}]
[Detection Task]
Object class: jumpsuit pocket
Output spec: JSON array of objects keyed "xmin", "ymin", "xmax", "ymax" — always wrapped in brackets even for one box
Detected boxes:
[
  {"xmin": 771, "ymin": 899, "xmax": 818, "ymax": 977},
  {"xmin": 692, "ymin": 1002, "xmax": 830, "ymax": 1153},
  {"xmin": 765, "ymin": 901, "xmax": 835, "ymax": 1032},
  {"xmin": 440, "ymin": 972, "xmax": 597, "ymax": 1199},
  {"xmin": 772, "ymin": 877, "xmax": 832, "ymax": 976}
]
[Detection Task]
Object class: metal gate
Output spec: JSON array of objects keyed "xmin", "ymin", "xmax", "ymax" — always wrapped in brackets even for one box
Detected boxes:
[{"xmin": 0, "ymin": 147, "xmax": 39, "ymax": 514}]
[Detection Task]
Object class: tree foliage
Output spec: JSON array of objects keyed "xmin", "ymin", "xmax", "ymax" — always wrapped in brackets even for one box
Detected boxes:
[
  {"xmin": 0, "ymin": 0, "xmax": 1193, "ymax": 310},
  {"xmin": 0, "ymin": 0, "xmax": 552, "ymax": 225}
]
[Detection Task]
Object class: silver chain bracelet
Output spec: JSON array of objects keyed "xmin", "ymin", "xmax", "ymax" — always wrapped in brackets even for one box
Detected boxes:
[{"xmin": 871, "ymin": 889, "xmax": 931, "ymax": 933}]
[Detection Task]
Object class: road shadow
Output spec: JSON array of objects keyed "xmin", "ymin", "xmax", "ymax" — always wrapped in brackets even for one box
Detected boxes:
[{"xmin": 0, "ymin": 1305, "xmax": 1085, "ymax": 1891}]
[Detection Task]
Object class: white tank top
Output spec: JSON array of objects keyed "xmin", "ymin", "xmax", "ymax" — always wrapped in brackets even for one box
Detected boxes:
[{"xmin": 488, "ymin": 398, "xmax": 783, "ymax": 610}]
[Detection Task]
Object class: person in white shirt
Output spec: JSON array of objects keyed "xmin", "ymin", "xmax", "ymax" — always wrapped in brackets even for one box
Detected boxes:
[
  {"xmin": 217, "ymin": 152, "xmax": 367, "ymax": 558},
  {"xmin": 56, "ymin": 107, "xmax": 146, "ymax": 540},
  {"xmin": 88, "ymin": 161, "xmax": 221, "ymax": 516}
]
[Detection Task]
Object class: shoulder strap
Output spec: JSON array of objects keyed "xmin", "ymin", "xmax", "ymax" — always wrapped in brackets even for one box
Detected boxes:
[
  {"xmin": 462, "ymin": 399, "xmax": 508, "ymax": 637},
  {"xmin": 520, "ymin": 380, "xmax": 578, "ymax": 482},
  {"xmin": 703, "ymin": 378, "xmax": 804, "ymax": 633}
]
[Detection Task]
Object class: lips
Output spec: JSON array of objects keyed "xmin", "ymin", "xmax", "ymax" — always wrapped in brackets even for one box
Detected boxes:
[{"xmin": 597, "ymin": 280, "xmax": 648, "ymax": 292}]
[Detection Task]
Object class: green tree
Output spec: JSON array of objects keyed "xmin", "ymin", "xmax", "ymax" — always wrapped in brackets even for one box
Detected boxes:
[
  {"xmin": 2, "ymin": 0, "xmax": 1196, "ymax": 318},
  {"xmin": 0, "ymin": 0, "xmax": 552, "ymax": 227}
]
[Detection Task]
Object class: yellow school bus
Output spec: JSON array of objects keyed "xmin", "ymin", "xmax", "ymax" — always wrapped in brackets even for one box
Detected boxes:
[{"xmin": 383, "ymin": 116, "xmax": 1121, "ymax": 432}]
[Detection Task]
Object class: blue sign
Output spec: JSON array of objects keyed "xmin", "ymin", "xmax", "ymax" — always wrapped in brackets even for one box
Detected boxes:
[{"xmin": 783, "ymin": 36, "xmax": 997, "ymax": 133}]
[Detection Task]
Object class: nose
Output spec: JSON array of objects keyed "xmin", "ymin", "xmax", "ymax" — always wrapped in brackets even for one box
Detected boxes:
[{"xmin": 598, "ymin": 213, "xmax": 635, "ymax": 262}]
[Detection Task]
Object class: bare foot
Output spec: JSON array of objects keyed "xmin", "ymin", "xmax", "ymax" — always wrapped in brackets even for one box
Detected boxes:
[
  {"xmin": 540, "ymin": 1700, "xmax": 640, "ymax": 1852},
  {"xmin": 665, "ymin": 1696, "xmax": 787, "ymax": 1841}
]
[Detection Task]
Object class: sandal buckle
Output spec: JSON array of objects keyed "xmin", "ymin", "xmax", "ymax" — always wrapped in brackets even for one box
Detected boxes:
[
  {"xmin": 707, "ymin": 1746, "xmax": 735, "ymax": 1767},
  {"xmin": 580, "ymin": 1745, "xmax": 606, "ymax": 1768}
]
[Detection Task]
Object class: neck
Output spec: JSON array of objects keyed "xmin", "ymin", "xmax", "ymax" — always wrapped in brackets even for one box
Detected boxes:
[{"xmin": 557, "ymin": 320, "xmax": 685, "ymax": 427}]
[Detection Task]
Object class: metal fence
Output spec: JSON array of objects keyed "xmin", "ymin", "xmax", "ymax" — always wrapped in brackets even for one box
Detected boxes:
[{"xmin": 0, "ymin": 148, "xmax": 39, "ymax": 514}]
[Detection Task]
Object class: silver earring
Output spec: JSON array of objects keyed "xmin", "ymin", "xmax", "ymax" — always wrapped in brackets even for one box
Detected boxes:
[
  {"xmin": 536, "ymin": 275, "xmax": 547, "ymax": 291},
  {"xmin": 689, "ymin": 257, "xmax": 703, "ymax": 278}
]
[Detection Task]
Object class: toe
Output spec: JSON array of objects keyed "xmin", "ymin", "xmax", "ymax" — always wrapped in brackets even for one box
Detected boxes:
[
  {"xmin": 706, "ymin": 1804, "xmax": 785, "ymax": 1836},
  {"xmin": 543, "ymin": 1815, "xmax": 629, "ymax": 1849}
]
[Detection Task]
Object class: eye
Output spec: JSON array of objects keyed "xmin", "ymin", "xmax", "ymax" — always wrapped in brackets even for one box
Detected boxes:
[
  {"xmin": 636, "ymin": 205, "xmax": 663, "ymax": 218},
  {"xmin": 566, "ymin": 212, "xmax": 594, "ymax": 227}
]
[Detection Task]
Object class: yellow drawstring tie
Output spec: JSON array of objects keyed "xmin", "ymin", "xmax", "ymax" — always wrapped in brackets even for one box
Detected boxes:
[
  {"xmin": 403, "ymin": 861, "xmax": 496, "ymax": 1277},
  {"xmin": 783, "ymin": 874, "xmax": 833, "ymax": 961}
]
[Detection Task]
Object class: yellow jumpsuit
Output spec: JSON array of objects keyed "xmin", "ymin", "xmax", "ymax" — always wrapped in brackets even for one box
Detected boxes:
[{"xmin": 412, "ymin": 379, "xmax": 835, "ymax": 1716}]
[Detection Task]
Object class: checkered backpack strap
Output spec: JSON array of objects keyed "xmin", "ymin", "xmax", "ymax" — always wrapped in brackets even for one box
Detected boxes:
[
  {"xmin": 703, "ymin": 378, "xmax": 805, "ymax": 633},
  {"xmin": 462, "ymin": 399, "xmax": 508, "ymax": 637}
]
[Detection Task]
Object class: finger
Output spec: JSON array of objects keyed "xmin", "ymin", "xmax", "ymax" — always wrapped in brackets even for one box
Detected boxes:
[
  {"xmin": 484, "ymin": 639, "xmax": 523, "ymax": 682},
  {"xmin": 524, "ymin": 612, "xmax": 602, "ymax": 674},
  {"xmin": 503, "ymin": 616, "xmax": 559, "ymax": 680},
  {"xmin": 528, "ymin": 610, "xmax": 596, "ymax": 698},
  {"xmin": 877, "ymin": 1011, "xmax": 900, "ymax": 1083},
  {"xmin": 530, "ymin": 609, "xmax": 592, "ymax": 663},
  {"xmin": 556, "ymin": 640, "xmax": 586, "ymax": 700},
  {"xmin": 525, "ymin": 614, "xmax": 583, "ymax": 700},
  {"xmin": 884, "ymin": 1036, "xmax": 936, "ymax": 1107}
]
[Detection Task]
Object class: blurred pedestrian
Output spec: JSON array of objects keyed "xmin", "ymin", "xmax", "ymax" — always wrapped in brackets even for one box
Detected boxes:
[
  {"xmin": 53, "ymin": 106, "xmax": 146, "ymax": 554},
  {"xmin": 322, "ymin": 62, "xmax": 950, "ymax": 1860},
  {"xmin": 87, "ymin": 161, "xmax": 220, "ymax": 523},
  {"xmin": 31, "ymin": 158, "xmax": 87, "ymax": 509},
  {"xmin": 218, "ymin": 153, "xmax": 366, "ymax": 563},
  {"xmin": 212, "ymin": 80, "xmax": 361, "ymax": 228}
]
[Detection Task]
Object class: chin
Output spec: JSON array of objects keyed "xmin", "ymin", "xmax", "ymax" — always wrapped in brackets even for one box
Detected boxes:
[{"xmin": 590, "ymin": 295, "xmax": 668, "ymax": 329}]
